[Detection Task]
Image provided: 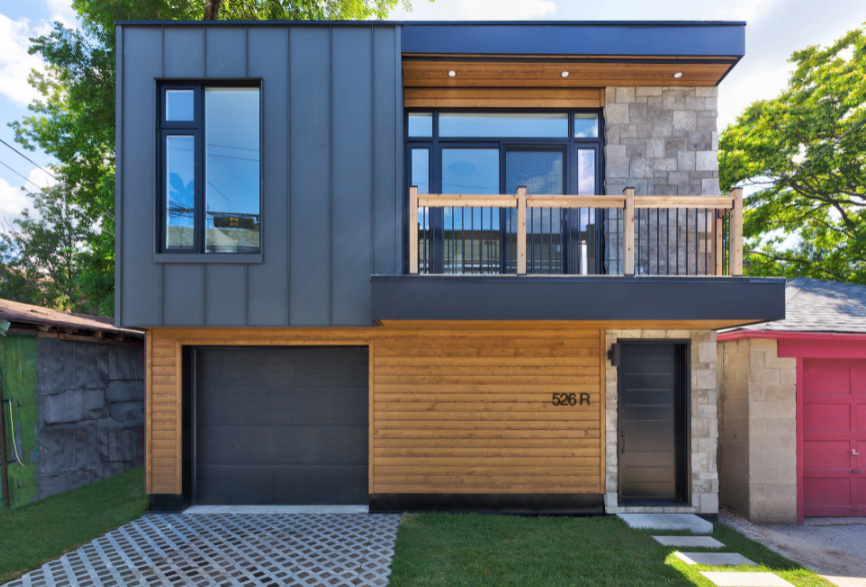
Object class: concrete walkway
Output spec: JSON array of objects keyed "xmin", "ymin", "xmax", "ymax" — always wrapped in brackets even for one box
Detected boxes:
[{"xmin": 3, "ymin": 512, "xmax": 401, "ymax": 587}]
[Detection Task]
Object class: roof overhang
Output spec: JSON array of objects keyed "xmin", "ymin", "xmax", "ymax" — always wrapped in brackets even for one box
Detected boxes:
[
  {"xmin": 402, "ymin": 22, "xmax": 745, "ymax": 87},
  {"xmin": 371, "ymin": 275, "xmax": 784, "ymax": 328}
]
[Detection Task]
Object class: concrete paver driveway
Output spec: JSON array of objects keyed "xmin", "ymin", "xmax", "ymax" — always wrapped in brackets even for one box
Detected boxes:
[{"xmin": 4, "ymin": 512, "xmax": 400, "ymax": 587}]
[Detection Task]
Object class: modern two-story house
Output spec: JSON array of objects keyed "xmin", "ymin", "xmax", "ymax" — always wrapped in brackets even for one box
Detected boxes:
[{"xmin": 115, "ymin": 20, "xmax": 784, "ymax": 516}]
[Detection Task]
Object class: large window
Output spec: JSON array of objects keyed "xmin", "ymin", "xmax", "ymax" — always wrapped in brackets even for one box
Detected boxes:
[
  {"xmin": 407, "ymin": 110, "xmax": 603, "ymax": 274},
  {"xmin": 159, "ymin": 84, "xmax": 261, "ymax": 254}
]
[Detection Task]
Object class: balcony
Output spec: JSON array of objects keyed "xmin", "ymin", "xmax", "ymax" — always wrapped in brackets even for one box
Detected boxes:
[
  {"xmin": 408, "ymin": 188, "xmax": 744, "ymax": 277},
  {"xmin": 371, "ymin": 187, "xmax": 785, "ymax": 326}
]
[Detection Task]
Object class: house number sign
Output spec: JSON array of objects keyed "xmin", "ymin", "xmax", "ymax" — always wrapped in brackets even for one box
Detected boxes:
[{"xmin": 551, "ymin": 393, "xmax": 591, "ymax": 406}]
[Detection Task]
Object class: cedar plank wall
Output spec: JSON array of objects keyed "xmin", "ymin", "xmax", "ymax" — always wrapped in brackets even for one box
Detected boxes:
[{"xmin": 146, "ymin": 324, "xmax": 605, "ymax": 497}]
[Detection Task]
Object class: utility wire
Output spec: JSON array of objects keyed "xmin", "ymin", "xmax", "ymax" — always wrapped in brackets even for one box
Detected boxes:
[
  {"xmin": 0, "ymin": 138, "xmax": 57, "ymax": 181},
  {"xmin": 0, "ymin": 159, "xmax": 48, "ymax": 191}
]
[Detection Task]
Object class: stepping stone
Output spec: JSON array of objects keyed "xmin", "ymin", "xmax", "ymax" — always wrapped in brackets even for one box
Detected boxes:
[
  {"xmin": 701, "ymin": 572, "xmax": 794, "ymax": 586},
  {"xmin": 653, "ymin": 536, "xmax": 725, "ymax": 548},
  {"xmin": 674, "ymin": 552, "xmax": 757, "ymax": 566},
  {"xmin": 617, "ymin": 513, "xmax": 713, "ymax": 534}
]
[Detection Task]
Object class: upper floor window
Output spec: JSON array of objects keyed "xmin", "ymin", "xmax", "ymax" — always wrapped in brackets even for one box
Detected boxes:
[{"xmin": 159, "ymin": 84, "xmax": 261, "ymax": 254}]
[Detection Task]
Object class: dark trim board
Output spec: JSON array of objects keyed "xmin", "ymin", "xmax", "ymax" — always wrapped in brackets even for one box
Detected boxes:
[
  {"xmin": 371, "ymin": 275, "xmax": 786, "ymax": 323},
  {"xmin": 370, "ymin": 493, "xmax": 604, "ymax": 514},
  {"xmin": 149, "ymin": 494, "xmax": 186, "ymax": 512}
]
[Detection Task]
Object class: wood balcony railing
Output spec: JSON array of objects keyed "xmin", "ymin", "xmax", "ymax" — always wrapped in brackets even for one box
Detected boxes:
[{"xmin": 408, "ymin": 187, "xmax": 743, "ymax": 276}]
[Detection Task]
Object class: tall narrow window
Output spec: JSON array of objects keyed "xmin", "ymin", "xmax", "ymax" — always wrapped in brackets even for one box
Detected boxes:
[{"xmin": 158, "ymin": 84, "xmax": 261, "ymax": 255}]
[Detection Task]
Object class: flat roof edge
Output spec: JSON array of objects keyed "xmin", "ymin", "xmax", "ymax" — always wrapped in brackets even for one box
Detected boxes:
[{"xmin": 115, "ymin": 20, "xmax": 746, "ymax": 26}]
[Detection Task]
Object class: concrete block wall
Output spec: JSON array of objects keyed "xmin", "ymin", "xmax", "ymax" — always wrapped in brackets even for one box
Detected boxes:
[
  {"xmin": 603, "ymin": 87, "xmax": 721, "ymax": 276},
  {"xmin": 717, "ymin": 337, "xmax": 798, "ymax": 523},
  {"xmin": 604, "ymin": 329, "xmax": 718, "ymax": 515},
  {"xmin": 35, "ymin": 337, "xmax": 145, "ymax": 500}
]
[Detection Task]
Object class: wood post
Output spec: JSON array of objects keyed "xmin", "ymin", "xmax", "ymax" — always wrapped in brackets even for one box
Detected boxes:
[
  {"xmin": 730, "ymin": 187, "xmax": 743, "ymax": 276},
  {"xmin": 715, "ymin": 210, "xmax": 724, "ymax": 276},
  {"xmin": 409, "ymin": 186, "xmax": 418, "ymax": 274},
  {"xmin": 517, "ymin": 187, "xmax": 527, "ymax": 275},
  {"xmin": 623, "ymin": 188, "xmax": 635, "ymax": 276}
]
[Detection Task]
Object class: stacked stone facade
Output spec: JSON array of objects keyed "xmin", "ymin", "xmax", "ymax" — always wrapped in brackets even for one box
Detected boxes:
[
  {"xmin": 717, "ymin": 337, "xmax": 797, "ymax": 523},
  {"xmin": 603, "ymin": 329, "xmax": 719, "ymax": 515},
  {"xmin": 602, "ymin": 87, "xmax": 721, "ymax": 276}
]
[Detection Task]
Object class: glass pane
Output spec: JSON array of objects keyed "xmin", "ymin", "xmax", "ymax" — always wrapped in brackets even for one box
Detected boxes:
[
  {"xmin": 166, "ymin": 90, "xmax": 194, "ymax": 121},
  {"xmin": 408, "ymin": 112, "xmax": 433, "ymax": 137},
  {"xmin": 574, "ymin": 113, "xmax": 599, "ymax": 138},
  {"xmin": 506, "ymin": 150, "xmax": 564, "ymax": 274},
  {"xmin": 439, "ymin": 112, "xmax": 568, "ymax": 138},
  {"xmin": 578, "ymin": 149, "xmax": 596, "ymax": 194},
  {"xmin": 441, "ymin": 149, "xmax": 499, "ymax": 274},
  {"xmin": 411, "ymin": 149, "xmax": 429, "ymax": 194},
  {"xmin": 165, "ymin": 135, "xmax": 196, "ymax": 250},
  {"xmin": 205, "ymin": 88, "xmax": 260, "ymax": 253}
]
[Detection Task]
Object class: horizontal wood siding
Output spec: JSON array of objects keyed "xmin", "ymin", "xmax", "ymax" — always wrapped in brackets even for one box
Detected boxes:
[{"xmin": 145, "ymin": 324, "xmax": 604, "ymax": 497}]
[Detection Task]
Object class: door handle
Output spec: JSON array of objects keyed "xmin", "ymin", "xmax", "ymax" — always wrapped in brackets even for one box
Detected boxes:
[
  {"xmin": 620, "ymin": 431, "xmax": 625, "ymax": 454},
  {"xmin": 854, "ymin": 449, "xmax": 861, "ymax": 456},
  {"xmin": 852, "ymin": 470, "xmax": 861, "ymax": 474}
]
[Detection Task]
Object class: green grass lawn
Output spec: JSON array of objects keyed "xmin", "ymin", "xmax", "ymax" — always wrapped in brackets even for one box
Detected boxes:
[
  {"xmin": 388, "ymin": 513, "xmax": 834, "ymax": 587},
  {"xmin": 0, "ymin": 467, "xmax": 148, "ymax": 584}
]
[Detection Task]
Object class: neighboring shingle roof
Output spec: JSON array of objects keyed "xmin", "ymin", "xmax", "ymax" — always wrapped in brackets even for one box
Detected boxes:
[
  {"xmin": 733, "ymin": 277, "xmax": 866, "ymax": 334},
  {"xmin": 0, "ymin": 298, "xmax": 142, "ymax": 337}
]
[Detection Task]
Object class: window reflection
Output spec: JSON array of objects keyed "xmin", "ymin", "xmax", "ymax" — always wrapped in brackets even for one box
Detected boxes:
[
  {"xmin": 165, "ymin": 135, "xmax": 195, "ymax": 250},
  {"xmin": 439, "ymin": 112, "xmax": 568, "ymax": 138},
  {"xmin": 205, "ymin": 88, "xmax": 260, "ymax": 253},
  {"xmin": 166, "ymin": 90, "xmax": 194, "ymax": 121}
]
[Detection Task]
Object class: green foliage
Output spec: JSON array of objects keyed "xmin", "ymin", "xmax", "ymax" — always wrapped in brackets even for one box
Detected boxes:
[
  {"xmin": 720, "ymin": 25, "xmax": 866, "ymax": 283},
  {"xmin": 0, "ymin": 185, "xmax": 105, "ymax": 314},
  {"xmin": 7, "ymin": 0, "xmax": 417, "ymax": 316}
]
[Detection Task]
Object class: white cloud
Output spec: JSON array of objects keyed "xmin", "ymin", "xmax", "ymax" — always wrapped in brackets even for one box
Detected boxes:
[
  {"xmin": 27, "ymin": 167, "xmax": 56, "ymax": 190},
  {"xmin": 393, "ymin": 0, "xmax": 556, "ymax": 20},
  {"xmin": 0, "ymin": 176, "xmax": 32, "ymax": 225},
  {"xmin": 46, "ymin": 0, "xmax": 80, "ymax": 29},
  {"xmin": 0, "ymin": 15, "xmax": 45, "ymax": 107}
]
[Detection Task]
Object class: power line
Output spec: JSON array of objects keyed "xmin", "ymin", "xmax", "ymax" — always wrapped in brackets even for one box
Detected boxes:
[
  {"xmin": 0, "ymin": 138, "xmax": 57, "ymax": 181},
  {"xmin": 0, "ymin": 159, "xmax": 47, "ymax": 191}
]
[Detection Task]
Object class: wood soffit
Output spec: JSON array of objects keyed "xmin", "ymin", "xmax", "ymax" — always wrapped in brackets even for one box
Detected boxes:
[{"xmin": 402, "ymin": 54, "xmax": 738, "ymax": 91}]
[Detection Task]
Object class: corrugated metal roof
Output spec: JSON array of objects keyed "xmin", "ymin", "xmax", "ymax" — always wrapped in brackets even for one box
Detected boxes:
[
  {"xmin": 0, "ymin": 298, "xmax": 143, "ymax": 337},
  {"xmin": 731, "ymin": 278, "xmax": 866, "ymax": 334}
]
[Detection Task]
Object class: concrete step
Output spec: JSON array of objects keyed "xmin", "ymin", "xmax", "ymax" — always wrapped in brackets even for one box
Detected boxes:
[
  {"xmin": 617, "ymin": 513, "xmax": 713, "ymax": 534},
  {"xmin": 652, "ymin": 536, "xmax": 725, "ymax": 548},
  {"xmin": 700, "ymin": 572, "xmax": 794, "ymax": 586},
  {"xmin": 674, "ymin": 552, "xmax": 756, "ymax": 566}
]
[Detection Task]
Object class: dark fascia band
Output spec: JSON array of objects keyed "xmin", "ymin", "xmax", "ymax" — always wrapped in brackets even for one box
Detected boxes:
[{"xmin": 369, "ymin": 493, "xmax": 604, "ymax": 514}]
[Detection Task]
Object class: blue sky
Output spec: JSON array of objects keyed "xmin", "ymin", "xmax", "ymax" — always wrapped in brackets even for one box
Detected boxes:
[{"xmin": 0, "ymin": 0, "xmax": 863, "ymax": 223}]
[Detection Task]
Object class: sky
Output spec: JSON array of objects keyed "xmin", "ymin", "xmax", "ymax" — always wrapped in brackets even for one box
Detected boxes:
[{"xmin": 0, "ymin": 0, "xmax": 863, "ymax": 224}]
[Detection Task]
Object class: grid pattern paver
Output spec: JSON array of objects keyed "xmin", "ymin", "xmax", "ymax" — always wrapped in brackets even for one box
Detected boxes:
[{"xmin": 3, "ymin": 513, "xmax": 400, "ymax": 587}]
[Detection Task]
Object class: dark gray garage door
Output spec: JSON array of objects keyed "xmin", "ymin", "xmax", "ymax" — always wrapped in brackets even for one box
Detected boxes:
[{"xmin": 194, "ymin": 347, "xmax": 369, "ymax": 505}]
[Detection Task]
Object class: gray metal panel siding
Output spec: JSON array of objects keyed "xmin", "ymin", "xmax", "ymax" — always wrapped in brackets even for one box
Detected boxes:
[
  {"xmin": 163, "ymin": 265, "xmax": 205, "ymax": 325},
  {"xmin": 372, "ymin": 27, "xmax": 399, "ymax": 276},
  {"xmin": 205, "ymin": 265, "xmax": 247, "ymax": 326},
  {"xmin": 205, "ymin": 27, "xmax": 247, "ymax": 78},
  {"xmin": 114, "ymin": 25, "xmax": 122, "ymax": 326},
  {"xmin": 246, "ymin": 27, "xmax": 290, "ymax": 326},
  {"xmin": 288, "ymin": 28, "xmax": 332, "ymax": 326},
  {"xmin": 120, "ymin": 27, "xmax": 162, "ymax": 325},
  {"xmin": 117, "ymin": 23, "xmax": 401, "ymax": 328},
  {"xmin": 331, "ymin": 28, "xmax": 373, "ymax": 326},
  {"xmin": 163, "ymin": 27, "xmax": 205, "ymax": 78}
]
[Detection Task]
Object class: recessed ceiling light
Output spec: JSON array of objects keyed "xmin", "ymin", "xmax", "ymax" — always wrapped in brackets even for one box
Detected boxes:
[
  {"xmin": 448, "ymin": 70, "xmax": 457, "ymax": 77},
  {"xmin": 561, "ymin": 71, "xmax": 570, "ymax": 78},
  {"xmin": 673, "ymin": 71, "xmax": 684, "ymax": 79}
]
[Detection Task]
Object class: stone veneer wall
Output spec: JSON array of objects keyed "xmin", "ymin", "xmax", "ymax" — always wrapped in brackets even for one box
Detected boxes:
[
  {"xmin": 717, "ymin": 337, "xmax": 798, "ymax": 523},
  {"xmin": 604, "ymin": 329, "xmax": 719, "ymax": 515},
  {"xmin": 602, "ymin": 87, "xmax": 721, "ymax": 276}
]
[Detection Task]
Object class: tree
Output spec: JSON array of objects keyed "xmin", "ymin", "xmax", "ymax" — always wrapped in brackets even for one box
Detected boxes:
[
  {"xmin": 0, "ymin": 184, "xmax": 98, "ymax": 313},
  {"xmin": 8, "ymin": 0, "xmax": 417, "ymax": 315},
  {"xmin": 719, "ymin": 25, "xmax": 866, "ymax": 283}
]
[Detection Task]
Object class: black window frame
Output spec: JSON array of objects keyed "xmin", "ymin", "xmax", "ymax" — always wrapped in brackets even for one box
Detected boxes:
[
  {"xmin": 156, "ymin": 81, "xmax": 264, "ymax": 260},
  {"xmin": 405, "ymin": 108, "xmax": 605, "ymax": 275}
]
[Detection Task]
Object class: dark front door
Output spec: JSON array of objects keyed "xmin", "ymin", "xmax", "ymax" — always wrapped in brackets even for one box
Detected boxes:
[
  {"xmin": 618, "ymin": 342, "xmax": 688, "ymax": 503},
  {"xmin": 193, "ymin": 346, "xmax": 369, "ymax": 505}
]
